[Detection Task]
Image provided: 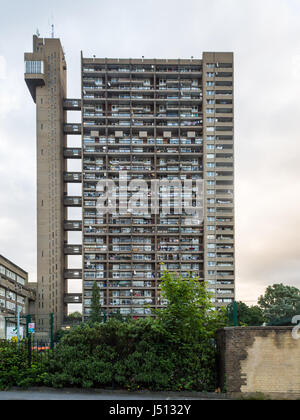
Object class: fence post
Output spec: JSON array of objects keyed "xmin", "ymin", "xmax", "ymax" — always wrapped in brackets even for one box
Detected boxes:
[
  {"xmin": 233, "ymin": 301, "xmax": 238, "ymax": 327},
  {"xmin": 28, "ymin": 334, "xmax": 32, "ymax": 368},
  {"xmin": 26, "ymin": 314, "xmax": 32, "ymax": 338},
  {"xmin": 50, "ymin": 313, "xmax": 54, "ymax": 350}
]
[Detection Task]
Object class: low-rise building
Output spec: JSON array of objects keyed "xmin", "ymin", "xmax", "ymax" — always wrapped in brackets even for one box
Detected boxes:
[{"xmin": 0, "ymin": 255, "xmax": 36, "ymax": 339}]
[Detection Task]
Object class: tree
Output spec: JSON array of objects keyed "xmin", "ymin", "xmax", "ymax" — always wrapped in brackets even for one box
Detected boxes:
[
  {"xmin": 90, "ymin": 281, "xmax": 102, "ymax": 323},
  {"xmin": 155, "ymin": 270, "xmax": 227, "ymax": 343},
  {"xmin": 110, "ymin": 310, "xmax": 124, "ymax": 322},
  {"xmin": 258, "ymin": 284, "xmax": 300, "ymax": 325},
  {"xmin": 227, "ymin": 301, "xmax": 264, "ymax": 326},
  {"xmin": 67, "ymin": 311, "xmax": 82, "ymax": 319}
]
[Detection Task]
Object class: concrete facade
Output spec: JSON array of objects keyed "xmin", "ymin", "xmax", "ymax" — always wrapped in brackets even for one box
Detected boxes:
[
  {"xmin": 25, "ymin": 35, "xmax": 235, "ymax": 327},
  {"xmin": 25, "ymin": 36, "xmax": 67, "ymax": 332}
]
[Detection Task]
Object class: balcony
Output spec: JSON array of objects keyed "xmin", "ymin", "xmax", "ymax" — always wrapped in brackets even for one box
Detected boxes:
[{"xmin": 24, "ymin": 60, "xmax": 45, "ymax": 102}]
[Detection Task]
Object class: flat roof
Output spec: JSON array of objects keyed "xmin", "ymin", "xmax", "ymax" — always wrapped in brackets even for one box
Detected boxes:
[{"xmin": 0, "ymin": 254, "xmax": 28, "ymax": 276}]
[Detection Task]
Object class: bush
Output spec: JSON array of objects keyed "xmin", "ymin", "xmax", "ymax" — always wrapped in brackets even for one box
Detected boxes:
[
  {"xmin": 0, "ymin": 272, "xmax": 226, "ymax": 391},
  {"xmin": 0, "ymin": 340, "xmax": 47, "ymax": 390},
  {"xmin": 45, "ymin": 319, "xmax": 216, "ymax": 391},
  {"xmin": 45, "ymin": 272, "xmax": 226, "ymax": 391}
]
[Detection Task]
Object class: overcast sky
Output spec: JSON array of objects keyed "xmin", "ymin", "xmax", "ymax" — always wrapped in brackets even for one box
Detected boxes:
[{"xmin": 1, "ymin": 0, "xmax": 300, "ymax": 305}]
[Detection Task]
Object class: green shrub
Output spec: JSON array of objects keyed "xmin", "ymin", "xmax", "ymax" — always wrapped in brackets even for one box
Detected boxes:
[
  {"xmin": 45, "ymin": 272, "xmax": 226, "ymax": 391},
  {"xmin": 0, "ymin": 340, "xmax": 47, "ymax": 389},
  {"xmin": 0, "ymin": 272, "xmax": 226, "ymax": 391}
]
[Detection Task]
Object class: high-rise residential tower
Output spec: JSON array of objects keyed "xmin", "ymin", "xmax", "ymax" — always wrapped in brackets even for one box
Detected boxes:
[{"xmin": 25, "ymin": 35, "xmax": 235, "ymax": 328}]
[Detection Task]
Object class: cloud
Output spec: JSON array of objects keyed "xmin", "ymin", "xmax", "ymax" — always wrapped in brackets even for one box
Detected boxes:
[{"xmin": 0, "ymin": 56, "xmax": 6, "ymax": 79}]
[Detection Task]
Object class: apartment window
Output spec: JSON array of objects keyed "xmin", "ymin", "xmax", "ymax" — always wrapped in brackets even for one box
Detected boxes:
[
  {"xmin": 216, "ymin": 81, "xmax": 232, "ymax": 87},
  {"xmin": 17, "ymin": 275, "xmax": 25, "ymax": 285},
  {"xmin": 206, "ymin": 91, "xmax": 214, "ymax": 96},
  {"xmin": 25, "ymin": 61, "xmax": 44, "ymax": 74},
  {"xmin": 206, "ymin": 127, "xmax": 214, "ymax": 132},
  {"xmin": 206, "ymin": 154, "xmax": 215, "ymax": 159},
  {"xmin": 206, "ymin": 109, "xmax": 214, "ymax": 114},
  {"xmin": 206, "ymin": 172, "xmax": 215, "ymax": 177},
  {"xmin": 6, "ymin": 270, "xmax": 16, "ymax": 281},
  {"xmin": 218, "ymin": 63, "xmax": 233, "ymax": 68},
  {"xmin": 6, "ymin": 301, "xmax": 16, "ymax": 310}
]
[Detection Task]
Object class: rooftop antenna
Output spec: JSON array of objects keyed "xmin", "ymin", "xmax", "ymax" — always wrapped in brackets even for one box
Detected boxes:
[
  {"xmin": 36, "ymin": 28, "xmax": 40, "ymax": 37},
  {"xmin": 51, "ymin": 24, "xmax": 55, "ymax": 38}
]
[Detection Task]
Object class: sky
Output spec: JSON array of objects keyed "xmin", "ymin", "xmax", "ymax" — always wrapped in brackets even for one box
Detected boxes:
[{"xmin": 1, "ymin": 0, "xmax": 300, "ymax": 306}]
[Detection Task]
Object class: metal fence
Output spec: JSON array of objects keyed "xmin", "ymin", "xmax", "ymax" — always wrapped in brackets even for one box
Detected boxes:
[{"xmin": 0, "ymin": 338, "xmax": 54, "ymax": 368}]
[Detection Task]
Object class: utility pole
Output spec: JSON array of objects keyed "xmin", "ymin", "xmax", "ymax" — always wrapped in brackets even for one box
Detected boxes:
[{"xmin": 50, "ymin": 313, "xmax": 54, "ymax": 350}]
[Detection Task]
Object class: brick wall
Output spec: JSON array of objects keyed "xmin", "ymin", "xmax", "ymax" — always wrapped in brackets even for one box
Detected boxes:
[{"xmin": 216, "ymin": 327, "xmax": 300, "ymax": 395}]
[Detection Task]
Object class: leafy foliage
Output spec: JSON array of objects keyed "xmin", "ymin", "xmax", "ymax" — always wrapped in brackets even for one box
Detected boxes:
[
  {"xmin": 66, "ymin": 312, "xmax": 82, "ymax": 319},
  {"xmin": 44, "ymin": 272, "xmax": 226, "ymax": 391},
  {"xmin": 258, "ymin": 284, "xmax": 300, "ymax": 325},
  {"xmin": 0, "ymin": 272, "xmax": 226, "ymax": 391},
  {"xmin": 227, "ymin": 301, "xmax": 264, "ymax": 326},
  {"xmin": 90, "ymin": 281, "xmax": 102, "ymax": 324},
  {"xmin": 0, "ymin": 340, "xmax": 47, "ymax": 390}
]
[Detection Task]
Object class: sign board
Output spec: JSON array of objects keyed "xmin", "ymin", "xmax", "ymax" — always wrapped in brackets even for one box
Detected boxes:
[
  {"xmin": 6, "ymin": 324, "xmax": 24, "ymax": 340},
  {"xmin": 28, "ymin": 323, "xmax": 35, "ymax": 333}
]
